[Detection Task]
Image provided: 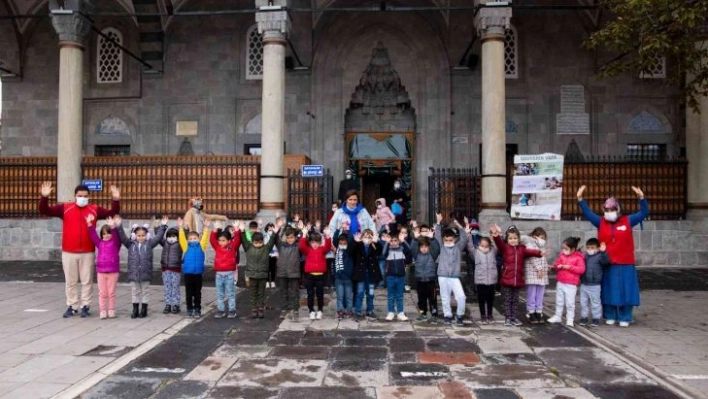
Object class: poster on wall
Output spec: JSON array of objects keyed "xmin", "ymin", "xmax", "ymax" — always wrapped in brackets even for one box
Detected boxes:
[{"xmin": 510, "ymin": 153, "xmax": 564, "ymax": 220}]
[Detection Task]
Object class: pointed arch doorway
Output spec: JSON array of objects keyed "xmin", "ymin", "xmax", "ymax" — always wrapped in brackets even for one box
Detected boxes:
[{"xmin": 344, "ymin": 42, "xmax": 416, "ymax": 217}]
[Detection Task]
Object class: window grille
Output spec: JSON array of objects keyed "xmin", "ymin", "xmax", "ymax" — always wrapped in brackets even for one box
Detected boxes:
[
  {"xmin": 246, "ymin": 25, "xmax": 264, "ymax": 80},
  {"xmin": 97, "ymin": 28, "xmax": 123, "ymax": 84},
  {"xmin": 640, "ymin": 55, "xmax": 666, "ymax": 79},
  {"xmin": 504, "ymin": 27, "xmax": 518, "ymax": 79},
  {"xmin": 626, "ymin": 144, "xmax": 666, "ymax": 160}
]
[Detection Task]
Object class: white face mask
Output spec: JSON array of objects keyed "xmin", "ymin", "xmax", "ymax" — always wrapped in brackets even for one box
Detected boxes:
[
  {"xmin": 586, "ymin": 249, "xmax": 597, "ymax": 256},
  {"xmin": 362, "ymin": 239, "xmax": 372, "ymax": 245},
  {"xmin": 537, "ymin": 238, "xmax": 546, "ymax": 247},
  {"xmin": 479, "ymin": 247, "xmax": 490, "ymax": 254},
  {"xmin": 394, "ymin": 183, "xmax": 401, "ymax": 189},
  {"xmin": 604, "ymin": 211, "xmax": 618, "ymax": 222},
  {"xmin": 76, "ymin": 197, "xmax": 89, "ymax": 207},
  {"xmin": 376, "ymin": 204, "xmax": 383, "ymax": 209},
  {"xmin": 471, "ymin": 229, "xmax": 479, "ymax": 235},
  {"xmin": 166, "ymin": 237, "xmax": 178, "ymax": 244},
  {"xmin": 339, "ymin": 245, "xmax": 347, "ymax": 250},
  {"xmin": 332, "ymin": 207, "xmax": 338, "ymax": 212},
  {"xmin": 562, "ymin": 249, "xmax": 572, "ymax": 256},
  {"xmin": 444, "ymin": 243, "xmax": 455, "ymax": 248}
]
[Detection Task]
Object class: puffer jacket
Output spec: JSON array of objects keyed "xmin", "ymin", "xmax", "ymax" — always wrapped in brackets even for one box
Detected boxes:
[
  {"xmin": 87, "ymin": 226, "xmax": 121, "ymax": 274},
  {"xmin": 350, "ymin": 241, "xmax": 383, "ymax": 283},
  {"xmin": 474, "ymin": 247, "xmax": 498, "ymax": 286},
  {"xmin": 582, "ymin": 251, "xmax": 610, "ymax": 285},
  {"xmin": 520, "ymin": 235, "xmax": 549, "ymax": 286},
  {"xmin": 333, "ymin": 246, "xmax": 354, "ymax": 280},
  {"xmin": 179, "ymin": 227, "xmax": 209, "ymax": 275},
  {"xmin": 434, "ymin": 224, "xmax": 469, "ymax": 278},
  {"xmin": 276, "ymin": 231, "xmax": 302, "ymax": 278},
  {"xmin": 300, "ymin": 236, "xmax": 332, "ymax": 274},
  {"xmin": 411, "ymin": 238, "xmax": 440, "ymax": 282},
  {"xmin": 158, "ymin": 227, "xmax": 182, "ymax": 272},
  {"xmin": 493, "ymin": 235, "xmax": 542, "ymax": 288},
  {"xmin": 554, "ymin": 250, "xmax": 586, "ymax": 286},
  {"xmin": 242, "ymin": 229, "xmax": 278, "ymax": 279},
  {"xmin": 118, "ymin": 224, "xmax": 165, "ymax": 282},
  {"xmin": 382, "ymin": 242, "xmax": 411, "ymax": 277},
  {"xmin": 374, "ymin": 198, "xmax": 396, "ymax": 230},
  {"xmin": 210, "ymin": 230, "xmax": 240, "ymax": 272}
]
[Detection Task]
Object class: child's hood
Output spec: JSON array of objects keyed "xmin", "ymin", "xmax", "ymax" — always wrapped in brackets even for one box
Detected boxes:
[{"xmin": 376, "ymin": 197, "xmax": 387, "ymax": 206}]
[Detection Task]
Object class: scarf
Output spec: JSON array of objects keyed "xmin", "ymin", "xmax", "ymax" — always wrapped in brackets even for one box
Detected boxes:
[{"xmin": 342, "ymin": 204, "xmax": 364, "ymax": 234}]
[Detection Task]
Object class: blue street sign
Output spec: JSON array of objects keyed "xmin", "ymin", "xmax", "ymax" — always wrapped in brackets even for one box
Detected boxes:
[
  {"xmin": 301, "ymin": 165, "xmax": 324, "ymax": 177},
  {"xmin": 82, "ymin": 179, "xmax": 103, "ymax": 192}
]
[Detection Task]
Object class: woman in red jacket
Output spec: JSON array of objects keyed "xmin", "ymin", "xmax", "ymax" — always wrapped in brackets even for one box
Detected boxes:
[
  {"xmin": 299, "ymin": 227, "xmax": 332, "ymax": 320},
  {"xmin": 491, "ymin": 224, "xmax": 544, "ymax": 327},
  {"xmin": 548, "ymin": 237, "xmax": 586, "ymax": 327}
]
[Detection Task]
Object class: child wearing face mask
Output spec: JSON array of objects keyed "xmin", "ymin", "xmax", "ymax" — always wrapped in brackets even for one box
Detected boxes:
[
  {"xmin": 490, "ymin": 224, "xmax": 544, "ymax": 327},
  {"xmin": 433, "ymin": 213, "xmax": 469, "ymax": 326},
  {"xmin": 178, "ymin": 217, "xmax": 210, "ymax": 318},
  {"xmin": 241, "ymin": 222, "xmax": 279, "ymax": 319},
  {"xmin": 351, "ymin": 229, "xmax": 384, "ymax": 321},
  {"xmin": 522, "ymin": 227, "xmax": 550, "ymax": 324},
  {"xmin": 157, "ymin": 225, "xmax": 183, "ymax": 314},
  {"xmin": 465, "ymin": 219, "xmax": 481, "ymax": 295},
  {"xmin": 474, "ymin": 236, "xmax": 498, "ymax": 324},
  {"xmin": 264, "ymin": 223, "xmax": 278, "ymax": 289},
  {"xmin": 548, "ymin": 237, "xmax": 586, "ymax": 327},
  {"xmin": 411, "ymin": 231, "xmax": 440, "ymax": 323},
  {"xmin": 86, "ymin": 216, "xmax": 121, "ymax": 319},
  {"xmin": 374, "ymin": 198, "xmax": 396, "ymax": 233},
  {"xmin": 579, "ymin": 238, "xmax": 610, "ymax": 327},
  {"xmin": 211, "ymin": 221, "xmax": 243, "ymax": 319},
  {"xmin": 382, "ymin": 232, "xmax": 412, "ymax": 321},
  {"xmin": 115, "ymin": 215, "xmax": 167, "ymax": 319},
  {"xmin": 300, "ymin": 228, "xmax": 333, "ymax": 320}
]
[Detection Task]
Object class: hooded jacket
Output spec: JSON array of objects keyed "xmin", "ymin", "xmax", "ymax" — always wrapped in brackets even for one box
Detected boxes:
[
  {"xmin": 493, "ymin": 235, "xmax": 542, "ymax": 288},
  {"xmin": 158, "ymin": 227, "xmax": 182, "ymax": 272},
  {"xmin": 434, "ymin": 224, "xmax": 469, "ymax": 278},
  {"xmin": 374, "ymin": 198, "xmax": 396, "ymax": 230},
  {"xmin": 242, "ymin": 229, "xmax": 278, "ymax": 279},
  {"xmin": 300, "ymin": 236, "xmax": 332, "ymax": 274},
  {"xmin": 210, "ymin": 229, "xmax": 241, "ymax": 272},
  {"xmin": 553, "ymin": 250, "xmax": 586, "ymax": 286},
  {"xmin": 411, "ymin": 238, "xmax": 440, "ymax": 282},
  {"xmin": 382, "ymin": 241, "xmax": 411, "ymax": 277},
  {"xmin": 350, "ymin": 240, "xmax": 383, "ymax": 283},
  {"xmin": 474, "ymin": 246, "xmax": 498, "ymax": 286},
  {"xmin": 179, "ymin": 227, "xmax": 210, "ymax": 275},
  {"xmin": 582, "ymin": 251, "xmax": 611, "ymax": 285},
  {"xmin": 118, "ymin": 224, "xmax": 166, "ymax": 282},
  {"xmin": 521, "ymin": 235, "xmax": 549, "ymax": 286},
  {"xmin": 87, "ymin": 226, "xmax": 121, "ymax": 274},
  {"xmin": 275, "ymin": 230, "xmax": 302, "ymax": 279}
]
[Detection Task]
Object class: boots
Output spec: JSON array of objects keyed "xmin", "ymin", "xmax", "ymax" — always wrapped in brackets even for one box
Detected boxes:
[
  {"xmin": 163, "ymin": 305, "xmax": 172, "ymax": 314},
  {"xmin": 131, "ymin": 303, "xmax": 140, "ymax": 319},
  {"xmin": 139, "ymin": 304, "xmax": 148, "ymax": 318}
]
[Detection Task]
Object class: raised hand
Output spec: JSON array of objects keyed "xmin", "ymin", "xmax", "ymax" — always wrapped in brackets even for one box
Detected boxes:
[
  {"xmin": 410, "ymin": 220, "xmax": 418, "ymax": 228},
  {"xmin": 85, "ymin": 214, "xmax": 95, "ymax": 225},
  {"xmin": 631, "ymin": 186, "xmax": 644, "ymax": 198},
  {"xmin": 113, "ymin": 215, "xmax": 123, "ymax": 226},
  {"xmin": 214, "ymin": 221, "xmax": 223, "ymax": 230},
  {"xmin": 40, "ymin": 181, "xmax": 54, "ymax": 197},
  {"xmin": 425, "ymin": 230, "xmax": 434, "ymax": 238},
  {"xmin": 105, "ymin": 216, "xmax": 115, "ymax": 228},
  {"xmin": 354, "ymin": 232, "xmax": 362, "ymax": 242},
  {"xmin": 464, "ymin": 226, "xmax": 471, "ymax": 235},
  {"xmin": 599, "ymin": 242, "xmax": 607, "ymax": 252},
  {"xmin": 275, "ymin": 217, "xmax": 285, "ymax": 229},
  {"xmin": 293, "ymin": 213, "xmax": 300, "ymax": 222},
  {"xmin": 297, "ymin": 220, "xmax": 305, "ymax": 230},
  {"xmin": 152, "ymin": 218, "xmax": 160, "ymax": 228},
  {"xmin": 413, "ymin": 228, "xmax": 421, "ymax": 239},
  {"xmin": 110, "ymin": 185, "xmax": 120, "ymax": 200},
  {"xmin": 463, "ymin": 216, "xmax": 469, "ymax": 226},
  {"xmin": 257, "ymin": 218, "xmax": 263, "ymax": 226},
  {"xmin": 435, "ymin": 213, "xmax": 443, "ymax": 224},
  {"xmin": 323, "ymin": 226, "xmax": 332, "ymax": 237},
  {"xmin": 177, "ymin": 217, "xmax": 183, "ymax": 228},
  {"xmin": 398, "ymin": 231, "xmax": 407, "ymax": 242},
  {"xmin": 161, "ymin": 215, "xmax": 169, "ymax": 225},
  {"xmin": 576, "ymin": 185, "xmax": 587, "ymax": 200},
  {"xmin": 204, "ymin": 218, "xmax": 212, "ymax": 227}
]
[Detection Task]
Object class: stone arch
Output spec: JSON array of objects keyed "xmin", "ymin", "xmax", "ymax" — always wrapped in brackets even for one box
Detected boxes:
[
  {"xmin": 244, "ymin": 113, "xmax": 262, "ymax": 135},
  {"xmin": 625, "ymin": 106, "xmax": 672, "ymax": 135}
]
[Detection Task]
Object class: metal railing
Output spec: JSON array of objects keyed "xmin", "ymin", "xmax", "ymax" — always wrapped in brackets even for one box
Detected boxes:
[
  {"xmin": 428, "ymin": 167, "xmax": 481, "ymax": 224},
  {"xmin": 287, "ymin": 169, "xmax": 333, "ymax": 224}
]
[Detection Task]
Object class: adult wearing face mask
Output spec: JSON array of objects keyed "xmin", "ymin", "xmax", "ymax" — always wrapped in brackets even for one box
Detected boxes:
[
  {"xmin": 182, "ymin": 196, "xmax": 228, "ymax": 233},
  {"xmin": 39, "ymin": 182, "xmax": 121, "ymax": 318},
  {"xmin": 337, "ymin": 169, "xmax": 360, "ymax": 206},
  {"xmin": 577, "ymin": 185, "xmax": 649, "ymax": 327},
  {"xmin": 388, "ymin": 179, "xmax": 410, "ymax": 225}
]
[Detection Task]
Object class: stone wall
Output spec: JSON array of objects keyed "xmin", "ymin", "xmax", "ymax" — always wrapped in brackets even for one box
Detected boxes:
[{"xmin": 2, "ymin": 217, "xmax": 706, "ymax": 267}]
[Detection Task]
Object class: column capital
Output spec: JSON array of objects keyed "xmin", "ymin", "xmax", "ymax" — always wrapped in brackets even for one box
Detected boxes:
[
  {"xmin": 474, "ymin": 1, "xmax": 512, "ymax": 39},
  {"xmin": 50, "ymin": 11, "xmax": 91, "ymax": 45},
  {"xmin": 256, "ymin": 10, "xmax": 290, "ymax": 41}
]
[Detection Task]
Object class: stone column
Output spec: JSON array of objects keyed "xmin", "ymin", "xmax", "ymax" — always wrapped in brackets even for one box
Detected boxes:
[
  {"xmin": 255, "ymin": 2, "xmax": 290, "ymax": 219},
  {"xmin": 50, "ymin": 3, "xmax": 91, "ymax": 202},
  {"xmin": 686, "ymin": 79, "xmax": 708, "ymax": 218},
  {"xmin": 475, "ymin": 1, "xmax": 512, "ymax": 225}
]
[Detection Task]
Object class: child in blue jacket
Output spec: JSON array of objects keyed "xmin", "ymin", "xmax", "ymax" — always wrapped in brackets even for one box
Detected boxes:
[
  {"xmin": 382, "ymin": 231, "xmax": 412, "ymax": 321},
  {"xmin": 333, "ymin": 232, "xmax": 355, "ymax": 319},
  {"xmin": 178, "ymin": 217, "xmax": 210, "ymax": 318}
]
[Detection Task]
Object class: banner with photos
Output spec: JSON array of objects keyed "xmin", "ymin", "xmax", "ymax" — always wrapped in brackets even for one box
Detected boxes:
[{"xmin": 510, "ymin": 153, "xmax": 564, "ymax": 220}]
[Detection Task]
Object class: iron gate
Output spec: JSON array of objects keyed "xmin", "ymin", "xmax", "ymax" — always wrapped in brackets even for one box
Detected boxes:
[
  {"xmin": 428, "ymin": 167, "xmax": 481, "ymax": 224},
  {"xmin": 287, "ymin": 169, "xmax": 333, "ymax": 224}
]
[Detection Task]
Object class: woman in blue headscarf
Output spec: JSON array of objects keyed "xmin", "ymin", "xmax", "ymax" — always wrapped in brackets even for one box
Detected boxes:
[{"xmin": 328, "ymin": 189, "xmax": 375, "ymax": 236}]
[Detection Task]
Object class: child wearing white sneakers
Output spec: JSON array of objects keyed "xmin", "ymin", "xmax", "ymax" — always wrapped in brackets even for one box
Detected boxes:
[
  {"xmin": 548, "ymin": 237, "xmax": 586, "ymax": 327},
  {"xmin": 382, "ymin": 231, "xmax": 411, "ymax": 321}
]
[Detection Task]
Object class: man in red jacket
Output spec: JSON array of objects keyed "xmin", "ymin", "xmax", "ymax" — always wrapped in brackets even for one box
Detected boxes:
[{"xmin": 39, "ymin": 182, "xmax": 121, "ymax": 318}]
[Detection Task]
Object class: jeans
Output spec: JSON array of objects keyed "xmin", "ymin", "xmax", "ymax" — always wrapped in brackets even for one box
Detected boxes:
[
  {"xmin": 215, "ymin": 271, "xmax": 236, "ymax": 312},
  {"xmin": 335, "ymin": 278, "xmax": 354, "ymax": 312},
  {"xmin": 355, "ymin": 276, "xmax": 376, "ymax": 315},
  {"xmin": 438, "ymin": 277, "xmax": 466, "ymax": 317},
  {"xmin": 580, "ymin": 284, "xmax": 602, "ymax": 319},
  {"xmin": 387, "ymin": 275, "xmax": 405, "ymax": 313},
  {"xmin": 306, "ymin": 274, "xmax": 325, "ymax": 312},
  {"xmin": 554, "ymin": 282, "xmax": 578, "ymax": 321},
  {"xmin": 526, "ymin": 284, "xmax": 545, "ymax": 312},
  {"xmin": 377, "ymin": 259, "xmax": 386, "ymax": 288}
]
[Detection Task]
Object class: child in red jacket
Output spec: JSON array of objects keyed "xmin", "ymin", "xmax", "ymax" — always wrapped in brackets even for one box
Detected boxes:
[
  {"xmin": 210, "ymin": 221, "xmax": 241, "ymax": 319},
  {"xmin": 491, "ymin": 224, "xmax": 544, "ymax": 327},
  {"xmin": 548, "ymin": 236, "xmax": 586, "ymax": 327},
  {"xmin": 299, "ymin": 226, "xmax": 332, "ymax": 320}
]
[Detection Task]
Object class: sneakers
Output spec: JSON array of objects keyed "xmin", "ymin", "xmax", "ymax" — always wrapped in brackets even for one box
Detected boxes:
[
  {"xmin": 619, "ymin": 321, "xmax": 630, "ymax": 327},
  {"xmin": 347, "ymin": 311, "xmax": 355, "ymax": 319},
  {"xmin": 280, "ymin": 310, "xmax": 288, "ymax": 319},
  {"xmin": 547, "ymin": 315, "xmax": 562, "ymax": 324},
  {"xmin": 566, "ymin": 320, "xmax": 574, "ymax": 327},
  {"xmin": 535, "ymin": 312, "xmax": 545, "ymax": 324},
  {"xmin": 172, "ymin": 305, "xmax": 180, "ymax": 314},
  {"xmin": 455, "ymin": 316, "xmax": 464, "ymax": 325},
  {"xmin": 80, "ymin": 306, "xmax": 90, "ymax": 318},
  {"xmin": 511, "ymin": 318, "xmax": 523, "ymax": 326},
  {"xmin": 194, "ymin": 309, "xmax": 202, "ymax": 318},
  {"xmin": 99, "ymin": 311, "xmax": 107, "ymax": 320},
  {"xmin": 429, "ymin": 315, "xmax": 439, "ymax": 324},
  {"xmin": 579, "ymin": 318, "xmax": 589, "ymax": 326},
  {"xmin": 316, "ymin": 311, "xmax": 323, "ymax": 320},
  {"xmin": 187, "ymin": 308, "xmax": 194, "ymax": 317},
  {"xmin": 310, "ymin": 311, "xmax": 316, "ymax": 320},
  {"xmin": 354, "ymin": 313, "xmax": 363, "ymax": 322},
  {"xmin": 385, "ymin": 312, "xmax": 395, "ymax": 321},
  {"xmin": 63, "ymin": 307, "xmax": 77, "ymax": 318},
  {"xmin": 107, "ymin": 310, "xmax": 116, "ymax": 319},
  {"xmin": 591, "ymin": 319, "xmax": 600, "ymax": 327},
  {"xmin": 443, "ymin": 316, "xmax": 453, "ymax": 325},
  {"xmin": 366, "ymin": 312, "xmax": 378, "ymax": 321},
  {"xmin": 605, "ymin": 319, "xmax": 616, "ymax": 325},
  {"xmin": 487, "ymin": 315, "xmax": 495, "ymax": 324},
  {"xmin": 479, "ymin": 315, "xmax": 488, "ymax": 325},
  {"xmin": 337, "ymin": 311, "xmax": 344, "ymax": 320},
  {"xmin": 397, "ymin": 312, "xmax": 409, "ymax": 321},
  {"xmin": 416, "ymin": 314, "xmax": 428, "ymax": 322},
  {"xmin": 214, "ymin": 311, "xmax": 226, "ymax": 319},
  {"xmin": 227, "ymin": 311, "xmax": 237, "ymax": 319},
  {"xmin": 270, "ymin": 282, "xmax": 276, "ymax": 289},
  {"xmin": 404, "ymin": 285, "xmax": 411, "ymax": 292},
  {"xmin": 504, "ymin": 318, "xmax": 513, "ymax": 326},
  {"xmin": 163, "ymin": 305, "xmax": 172, "ymax": 314}
]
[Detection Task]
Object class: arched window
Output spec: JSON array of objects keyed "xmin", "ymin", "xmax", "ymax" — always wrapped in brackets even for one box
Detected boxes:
[
  {"xmin": 246, "ymin": 25, "xmax": 264, "ymax": 80},
  {"xmin": 97, "ymin": 28, "xmax": 123, "ymax": 84},
  {"xmin": 504, "ymin": 26, "xmax": 518, "ymax": 79},
  {"xmin": 640, "ymin": 54, "xmax": 666, "ymax": 79}
]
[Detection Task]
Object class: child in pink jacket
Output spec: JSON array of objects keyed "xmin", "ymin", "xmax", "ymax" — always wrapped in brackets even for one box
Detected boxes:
[
  {"xmin": 86, "ymin": 215, "xmax": 122, "ymax": 319},
  {"xmin": 373, "ymin": 198, "xmax": 396, "ymax": 233},
  {"xmin": 548, "ymin": 237, "xmax": 586, "ymax": 327}
]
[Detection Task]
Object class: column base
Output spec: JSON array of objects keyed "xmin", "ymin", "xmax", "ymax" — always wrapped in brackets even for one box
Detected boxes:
[
  {"xmin": 478, "ymin": 208, "xmax": 511, "ymax": 231},
  {"xmin": 686, "ymin": 207, "xmax": 708, "ymax": 221}
]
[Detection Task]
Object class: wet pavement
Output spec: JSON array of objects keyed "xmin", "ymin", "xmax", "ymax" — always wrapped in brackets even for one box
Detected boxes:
[{"xmin": 0, "ymin": 261, "xmax": 705, "ymax": 398}]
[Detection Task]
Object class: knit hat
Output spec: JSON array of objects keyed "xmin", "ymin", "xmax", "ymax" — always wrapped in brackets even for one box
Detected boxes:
[
  {"xmin": 469, "ymin": 219, "xmax": 480, "ymax": 229},
  {"xmin": 604, "ymin": 197, "xmax": 621, "ymax": 213}
]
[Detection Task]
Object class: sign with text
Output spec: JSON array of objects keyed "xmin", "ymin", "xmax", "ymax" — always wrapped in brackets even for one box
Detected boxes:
[
  {"xmin": 510, "ymin": 153, "xmax": 564, "ymax": 220},
  {"xmin": 82, "ymin": 179, "xmax": 103, "ymax": 192},
  {"xmin": 301, "ymin": 165, "xmax": 324, "ymax": 177}
]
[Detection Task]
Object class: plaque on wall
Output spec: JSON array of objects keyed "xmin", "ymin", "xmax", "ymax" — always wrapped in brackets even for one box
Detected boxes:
[
  {"xmin": 556, "ymin": 85, "xmax": 590, "ymax": 135},
  {"xmin": 176, "ymin": 121, "xmax": 198, "ymax": 136}
]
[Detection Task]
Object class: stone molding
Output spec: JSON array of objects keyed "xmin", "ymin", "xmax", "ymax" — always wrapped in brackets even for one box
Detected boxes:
[
  {"xmin": 51, "ymin": 12, "xmax": 91, "ymax": 45},
  {"xmin": 256, "ymin": 11, "xmax": 290, "ymax": 36},
  {"xmin": 474, "ymin": 5, "xmax": 512, "ymax": 37}
]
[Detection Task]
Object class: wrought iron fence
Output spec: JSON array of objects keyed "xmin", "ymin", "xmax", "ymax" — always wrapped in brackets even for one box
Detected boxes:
[
  {"xmin": 0, "ymin": 156, "xmax": 261, "ymax": 219},
  {"xmin": 428, "ymin": 167, "xmax": 481, "ymax": 224},
  {"xmin": 287, "ymin": 169, "xmax": 333, "ymax": 224}
]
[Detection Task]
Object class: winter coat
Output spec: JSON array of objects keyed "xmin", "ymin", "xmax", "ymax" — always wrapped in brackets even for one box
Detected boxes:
[
  {"xmin": 434, "ymin": 224, "xmax": 469, "ymax": 278},
  {"xmin": 158, "ymin": 227, "xmax": 182, "ymax": 272},
  {"xmin": 382, "ymin": 242, "xmax": 411, "ymax": 277},
  {"xmin": 374, "ymin": 198, "xmax": 396, "ymax": 230},
  {"xmin": 182, "ymin": 207, "xmax": 227, "ymax": 233},
  {"xmin": 582, "ymin": 251, "xmax": 611, "ymax": 285},
  {"xmin": 493, "ymin": 235, "xmax": 542, "ymax": 288},
  {"xmin": 210, "ymin": 230, "xmax": 240, "ymax": 272},
  {"xmin": 333, "ymin": 246, "xmax": 354, "ymax": 280},
  {"xmin": 179, "ymin": 227, "xmax": 209, "ymax": 275},
  {"xmin": 118, "ymin": 224, "xmax": 165, "ymax": 282},
  {"xmin": 87, "ymin": 226, "xmax": 121, "ymax": 274},
  {"xmin": 328, "ymin": 207, "xmax": 376, "ymax": 235},
  {"xmin": 350, "ymin": 240, "xmax": 383, "ymax": 283},
  {"xmin": 411, "ymin": 238, "xmax": 440, "ymax": 282},
  {"xmin": 275, "ymin": 231, "xmax": 302, "ymax": 279},
  {"xmin": 242, "ymin": 229, "xmax": 278, "ymax": 279},
  {"xmin": 474, "ymin": 247, "xmax": 499, "ymax": 286},
  {"xmin": 521, "ymin": 235, "xmax": 549, "ymax": 286},
  {"xmin": 300, "ymin": 236, "xmax": 332, "ymax": 274},
  {"xmin": 40, "ymin": 197, "xmax": 120, "ymax": 253},
  {"xmin": 553, "ymin": 250, "xmax": 586, "ymax": 286}
]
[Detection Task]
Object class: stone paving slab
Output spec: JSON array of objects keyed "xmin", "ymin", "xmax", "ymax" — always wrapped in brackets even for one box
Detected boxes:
[
  {"xmin": 206, "ymin": 386, "xmax": 279, "ymax": 399},
  {"xmin": 418, "ymin": 352, "xmax": 481, "ymax": 365},
  {"xmin": 267, "ymin": 330, "xmax": 304, "ymax": 346},
  {"xmin": 425, "ymin": 338, "xmax": 480, "ymax": 353},
  {"xmin": 514, "ymin": 387, "xmax": 598, "ymax": 399},
  {"xmin": 184, "ymin": 356, "xmax": 238, "ymax": 382},
  {"xmin": 438, "ymin": 382, "xmax": 474, "ymax": 399},
  {"xmin": 583, "ymin": 383, "xmax": 683, "ymax": 399},
  {"xmin": 389, "ymin": 363, "xmax": 450, "ymax": 386},
  {"xmin": 79, "ymin": 375, "xmax": 164, "ymax": 399},
  {"xmin": 271, "ymin": 345, "xmax": 330, "ymax": 360},
  {"xmin": 279, "ymin": 387, "xmax": 377, "ymax": 399},
  {"xmin": 476, "ymin": 334, "xmax": 534, "ymax": 355},
  {"xmin": 388, "ymin": 337, "xmax": 426, "ymax": 353},
  {"xmin": 471, "ymin": 388, "xmax": 520, "ymax": 399},
  {"xmin": 450, "ymin": 364, "xmax": 565, "ymax": 389},
  {"xmin": 218, "ymin": 359, "xmax": 328, "ymax": 388},
  {"xmin": 324, "ymin": 360, "xmax": 389, "ymax": 387},
  {"xmin": 377, "ymin": 386, "xmax": 443, "ymax": 399},
  {"xmin": 119, "ymin": 333, "xmax": 223, "ymax": 377},
  {"xmin": 479, "ymin": 353, "xmax": 545, "ymax": 366},
  {"xmin": 211, "ymin": 344, "xmax": 271, "ymax": 359},
  {"xmin": 330, "ymin": 346, "xmax": 388, "ymax": 361},
  {"xmin": 154, "ymin": 380, "xmax": 212, "ymax": 399}
]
